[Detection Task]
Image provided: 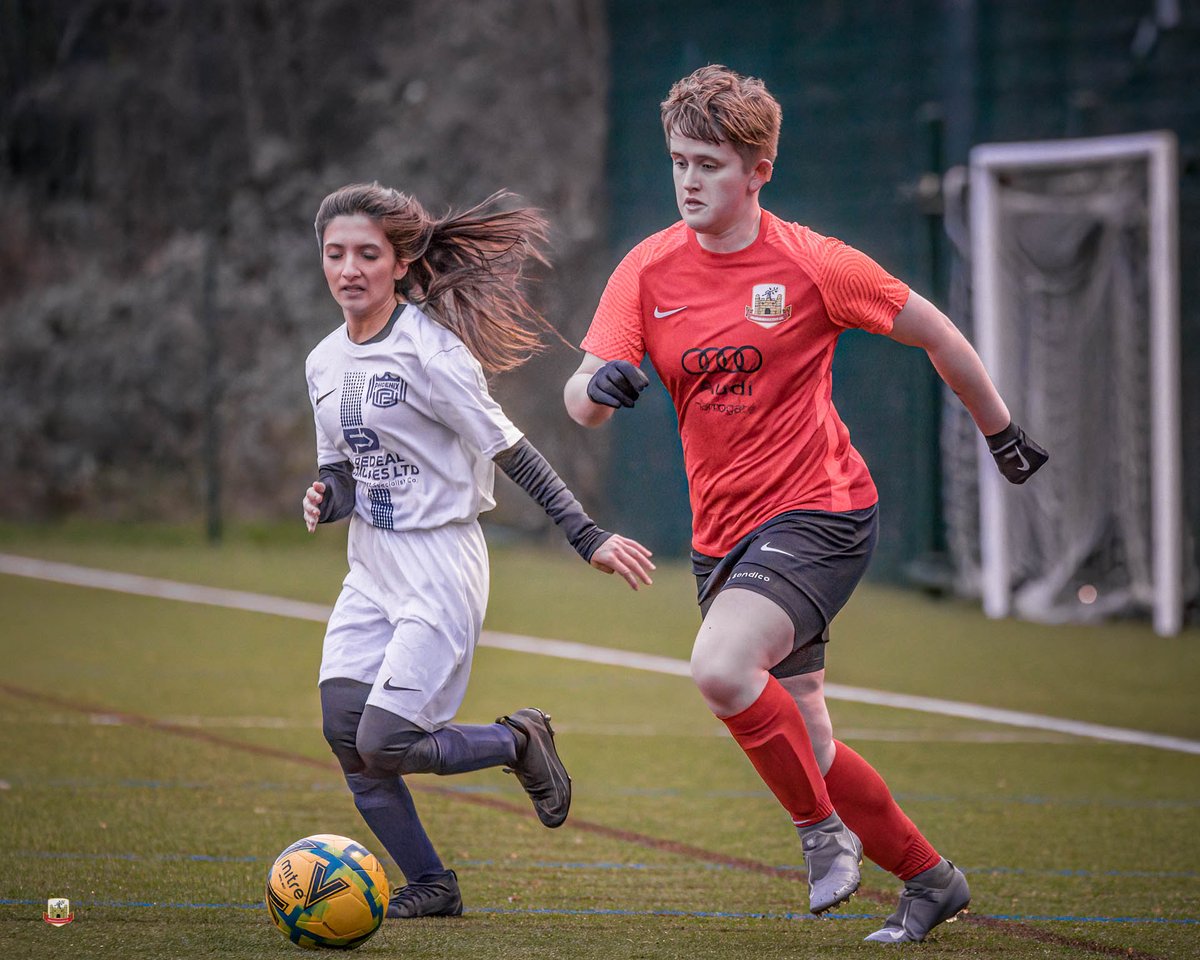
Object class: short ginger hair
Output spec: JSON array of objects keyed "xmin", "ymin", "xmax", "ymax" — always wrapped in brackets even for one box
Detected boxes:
[{"xmin": 660, "ymin": 64, "xmax": 782, "ymax": 168}]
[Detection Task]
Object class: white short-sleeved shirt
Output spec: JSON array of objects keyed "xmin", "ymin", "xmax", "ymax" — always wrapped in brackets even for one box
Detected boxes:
[{"xmin": 305, "ymin": 303, "xmax": 523, "ymax": 532}]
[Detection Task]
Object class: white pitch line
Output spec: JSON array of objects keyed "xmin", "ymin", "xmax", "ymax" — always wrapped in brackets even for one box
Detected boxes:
[
  {"xmin": 482, "ymin": 631, "xmax": 1200, "ymax": 755},
  {"xmin": 3, "ymin": 552, "xmax": 1199, "ymax": 756},
  {"xmin": 0, "ymin": 554, "xmax": 333, "ymax": 622}
]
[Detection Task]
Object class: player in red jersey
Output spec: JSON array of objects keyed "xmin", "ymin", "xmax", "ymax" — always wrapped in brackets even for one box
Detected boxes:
[{"xmin": 564, "ymin": 65, "xmax": 1046, "ymax": 942}]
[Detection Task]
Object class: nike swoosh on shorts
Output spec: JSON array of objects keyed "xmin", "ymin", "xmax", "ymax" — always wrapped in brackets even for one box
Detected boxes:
[{"xmin": 382, "ymin": 678, "xmax": 419, "ymax": 692}]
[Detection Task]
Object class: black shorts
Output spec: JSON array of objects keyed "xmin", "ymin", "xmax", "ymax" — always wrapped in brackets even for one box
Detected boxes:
[{"xmin": 691, "ymin": 506, "xmax": 878, "ymax": 678}]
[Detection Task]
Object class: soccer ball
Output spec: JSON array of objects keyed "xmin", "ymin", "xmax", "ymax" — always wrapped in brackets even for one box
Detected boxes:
[{"xmin": 266, "ymin": 834, "xmax": 389, "ymax": 949}]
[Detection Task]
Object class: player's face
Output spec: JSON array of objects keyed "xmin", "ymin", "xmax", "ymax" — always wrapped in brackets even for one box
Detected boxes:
[
  {"xmin": 669, "ymin": 134, "xmax": 770, "ymax": 240},
  {"xmin": 321, "ymin": 214, "xmax": 408, "ymax": 320}
]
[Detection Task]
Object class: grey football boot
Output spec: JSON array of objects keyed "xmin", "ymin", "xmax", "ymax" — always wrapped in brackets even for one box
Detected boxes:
[
  {"xmin": 496, "ymin": 708, "xmax": 572, "ymax": 828},
  {"xmin": 798, "ymin": 811, "xmax": 863, "ymax": 914},
  {"xmin": 864, "ymin": 858, "xmax": 970, "ymax": 943},
  {"xmin": 387, "ymin": 868, "xmax": 463, "ymax": 919}
]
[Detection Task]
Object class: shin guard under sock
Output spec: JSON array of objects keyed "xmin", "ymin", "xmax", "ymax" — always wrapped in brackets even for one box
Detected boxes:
[
  {"xmin": 823, "ymin": 740, "xmax": 940, "ymax": 880},
  {"xmin": 346, "ymin": 772, "xmax": 444, "ymax": 884},
  {"xmin": 719, "ymin": 676, "xmax": 833, "ymax": 827},
  {"xmin": 423, "ymin": 723, "xmax": 519, "ymax": 774},
  {"xmin": 357, "ymin": 707, "xmax": 519, "ymax": 777}
]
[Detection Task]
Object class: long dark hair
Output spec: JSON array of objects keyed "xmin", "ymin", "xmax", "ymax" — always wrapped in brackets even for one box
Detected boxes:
[{"xmin": 315, "ymin": 183, "xmax": 563, "ymax": 374}]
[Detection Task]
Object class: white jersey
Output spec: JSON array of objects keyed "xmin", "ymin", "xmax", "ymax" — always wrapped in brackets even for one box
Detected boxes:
[{"xmin": 305, "ymin": 303, "xmax": 523, "ymax": 532}]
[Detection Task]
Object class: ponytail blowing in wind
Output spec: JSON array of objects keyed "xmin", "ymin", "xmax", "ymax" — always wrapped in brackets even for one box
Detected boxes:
[{"xmin": 315, "ymin": 183, "xmax": 562, "ymax": 374}]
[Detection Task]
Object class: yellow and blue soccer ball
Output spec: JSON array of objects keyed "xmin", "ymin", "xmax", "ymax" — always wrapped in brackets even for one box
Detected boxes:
[{"xmin": 266, "ymin": 834, "xmax": 389, "ymax": 949}]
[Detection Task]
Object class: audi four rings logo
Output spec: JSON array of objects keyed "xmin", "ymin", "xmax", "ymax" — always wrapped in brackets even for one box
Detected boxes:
[{"xmin": 681, "ymin": 345, "xmax": 763, "ymax": 374}]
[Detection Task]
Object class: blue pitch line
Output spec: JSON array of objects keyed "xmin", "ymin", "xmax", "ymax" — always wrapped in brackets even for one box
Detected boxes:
[
  {"xmin": 11, "ymin": 774, "xmax": 1200, "ymax": 812},
  {"xmin": 987, "ymin": 914, "xmax": 1200, "ymax": 926},
  {"xmin": 18, "ymin": 851, "xmax": 262, "ymax": 864},
  {"xmin": 5, "ymin": 776, "xmax": 344, "ymax": 793},
  {"xmin": 1, "ymin": 898, "xmax": 1197, "ymax": 925},
  {"xmin": 961, "ymin": 865, "xmax": 1200, "ymax": 880},
  {"xmin": 16, "ymin": 850, "xmax": 1198, "ymax": 881}
]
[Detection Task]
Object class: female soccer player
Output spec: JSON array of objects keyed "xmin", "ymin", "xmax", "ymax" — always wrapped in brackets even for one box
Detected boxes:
[
  {"xmin": 304, "ymin": 182, "xmax": 654, "ymax": 919},
  {"xmin": 564, "ymin": 66, "xmax": 1046, "ymax": 942}
]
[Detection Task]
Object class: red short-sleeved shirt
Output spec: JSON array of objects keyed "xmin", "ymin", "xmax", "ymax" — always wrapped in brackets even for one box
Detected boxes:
[{"xmin": 582, "ymin": 211, "xmax": 909, "ymax": 556}]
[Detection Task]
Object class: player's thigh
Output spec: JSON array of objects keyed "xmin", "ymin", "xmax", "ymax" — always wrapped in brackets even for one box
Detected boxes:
[
  {"xmin": 319, "ymin": 586, "xmax": 394, "ymax": 687},
  {"xmin": 368, "ymin": 525, "xmax": 491, "ymax": 731},
  {"xmin": 691, "ymin": 587, "xmax": 795, "ymax": 676}
]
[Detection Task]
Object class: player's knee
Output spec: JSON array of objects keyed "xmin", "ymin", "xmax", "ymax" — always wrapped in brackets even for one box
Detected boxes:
[
  {"xmin": 690, "ymin": 650, "xmax": 753, "ymax": 714},
  {"xmin": 319, "ymin": 678, "xmax": 371, "ymax": 774},
  {"xmin": 355, "ymin": 707, "xmax": 432, "ymax": 776},
  {"xmin": 321, "ymin": 709, "xmax": 365, "ymax": 775},
  {"xmin": 355, "ymin": 734, "xmax": 438, "ymax": 777}
]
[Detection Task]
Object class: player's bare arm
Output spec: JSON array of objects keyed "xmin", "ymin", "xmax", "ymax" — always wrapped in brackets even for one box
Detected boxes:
[
  {"xmin": 887, "ymin": 291, "xmax": 1010, "ymax": 435},
  {"xmin": 889, "ymin": 291, "xmax": 1047, "ymax": 483}
]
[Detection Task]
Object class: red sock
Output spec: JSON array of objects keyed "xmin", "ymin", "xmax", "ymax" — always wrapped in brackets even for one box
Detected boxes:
[
  {"xmin": 719, "ymin": 676, "xmax": 833, "ymax": 827},
  {"xmin": 823, "ymin": 740, "xmax": 940, "ymax": 880}
]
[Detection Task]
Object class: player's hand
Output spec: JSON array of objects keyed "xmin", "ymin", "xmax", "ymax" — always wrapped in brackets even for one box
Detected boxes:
[
  {"xmin": 302, "ymin": 480, "xmax": 326, "ymax": 533},
  {"xmin": 586, "ymin": 360, "xmax": 649, "ymax": 409},
  {"xmin": 986, "ymin": 422, "xmax": 1048, "ymax": 484},
  {"xmin": 589, "ymin": 534, "xmax": 655, "ymax": 590}
]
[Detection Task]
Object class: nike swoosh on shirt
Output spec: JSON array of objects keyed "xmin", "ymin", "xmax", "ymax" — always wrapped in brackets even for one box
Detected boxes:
[
  {"xmin": 316, "ymin": 388, "xmax": 338, "ymax": 405},
  {"xmin": 653, "ymin": 306, "xmax": 688, "ymax": 318},
  {"xmin": 760, "ymin": 542, "xmax": 796, "ymax": 558}
]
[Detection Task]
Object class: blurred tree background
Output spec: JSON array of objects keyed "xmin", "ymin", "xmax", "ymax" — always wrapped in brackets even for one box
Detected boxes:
[
  {"xmin": 2, "ymin": 0, "xmax": 1197, "ymax": 596},
  {"xmin": 0, "ymin": 0, "xmax": 611, "ymax": 533}
]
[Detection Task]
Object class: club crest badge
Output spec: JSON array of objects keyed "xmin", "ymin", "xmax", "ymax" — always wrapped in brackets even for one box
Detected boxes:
[
  {"xmin": 44, "ymin": 897, "xmax": 74, "ymax": 926},
  {"xmin": 744, "ymin": 283, "xmax": 792, "ymax": 329},
  {"xmin": 366, "ymin": 372, "xmax": 407, "ymax": 408}
]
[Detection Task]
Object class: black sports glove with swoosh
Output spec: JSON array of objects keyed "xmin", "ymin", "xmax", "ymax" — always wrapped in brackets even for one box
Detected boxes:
[
  {"xmin": 586, "ymin": 359, "xmax": 650, "ymax": 409},
  {"xmin": 985, "ymin": 421, "xmax": 1048, "ymax": 484}
]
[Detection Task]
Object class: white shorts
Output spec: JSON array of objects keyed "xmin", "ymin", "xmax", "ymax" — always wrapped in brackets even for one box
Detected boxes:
[{"xmin": 319, "ymin": 516, "xmax": 490, "ymax": 732}]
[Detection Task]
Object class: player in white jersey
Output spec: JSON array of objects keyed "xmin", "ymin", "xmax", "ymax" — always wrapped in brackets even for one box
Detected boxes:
[{"xmin": 302, "ymin": 182, "xmax": 654, "ymax": 919}]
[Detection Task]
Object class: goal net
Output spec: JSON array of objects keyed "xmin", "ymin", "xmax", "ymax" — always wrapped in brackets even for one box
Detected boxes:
[{"xmin": 939, "ymin": 132, "xmax": 1195, "ymax": 636}]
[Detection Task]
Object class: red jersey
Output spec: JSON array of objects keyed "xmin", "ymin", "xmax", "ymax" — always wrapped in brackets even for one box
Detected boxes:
[{"xmin": 581, "ymin": 211, "xmax": 908, "ymax": 556}]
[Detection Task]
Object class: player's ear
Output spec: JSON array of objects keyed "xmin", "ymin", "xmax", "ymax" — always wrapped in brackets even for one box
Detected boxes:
[
  {"xmin": 394, "ymin": 260, "xmax": 410, "ymax": 281},
  {"xmin": 749, "ymin": 158, "xmax": 773, "ymax": 192}
]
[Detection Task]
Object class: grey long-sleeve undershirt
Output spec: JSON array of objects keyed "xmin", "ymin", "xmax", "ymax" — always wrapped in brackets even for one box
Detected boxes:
[{"xmin": 315, "ymin": 438, "xmax": 611, "ymax": 562}]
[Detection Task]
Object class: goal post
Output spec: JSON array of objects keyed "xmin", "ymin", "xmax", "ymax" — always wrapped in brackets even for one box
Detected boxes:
[{"xmin": 968, "ymin": 131, "xmax": 1186, "ymax": 636}]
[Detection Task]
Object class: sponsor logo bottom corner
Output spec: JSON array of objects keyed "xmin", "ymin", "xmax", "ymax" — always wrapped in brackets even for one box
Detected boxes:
[{"xmin": 44, "ymin": 897, "xmax": 74, "ymax": 926}]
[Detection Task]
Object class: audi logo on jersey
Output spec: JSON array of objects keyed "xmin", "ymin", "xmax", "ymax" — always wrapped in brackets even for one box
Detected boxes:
[{"xmin": 681, "ymin": 345, "xmax": 764, "ymax": 375}]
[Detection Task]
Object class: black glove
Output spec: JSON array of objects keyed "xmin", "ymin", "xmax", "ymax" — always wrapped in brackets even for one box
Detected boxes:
[
  {"xmin": 586, "ymin": 359, "xmax": 649, "ymax": 409},
  {"xmin": 986, "ymin": 421, "xmax": 1048, "ymax": 484}
]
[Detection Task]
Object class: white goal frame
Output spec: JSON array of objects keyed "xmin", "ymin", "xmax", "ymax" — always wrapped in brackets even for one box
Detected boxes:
[{"xmin": 969, "ymin": 131, "xmax": 1183, "ymax": 636}]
